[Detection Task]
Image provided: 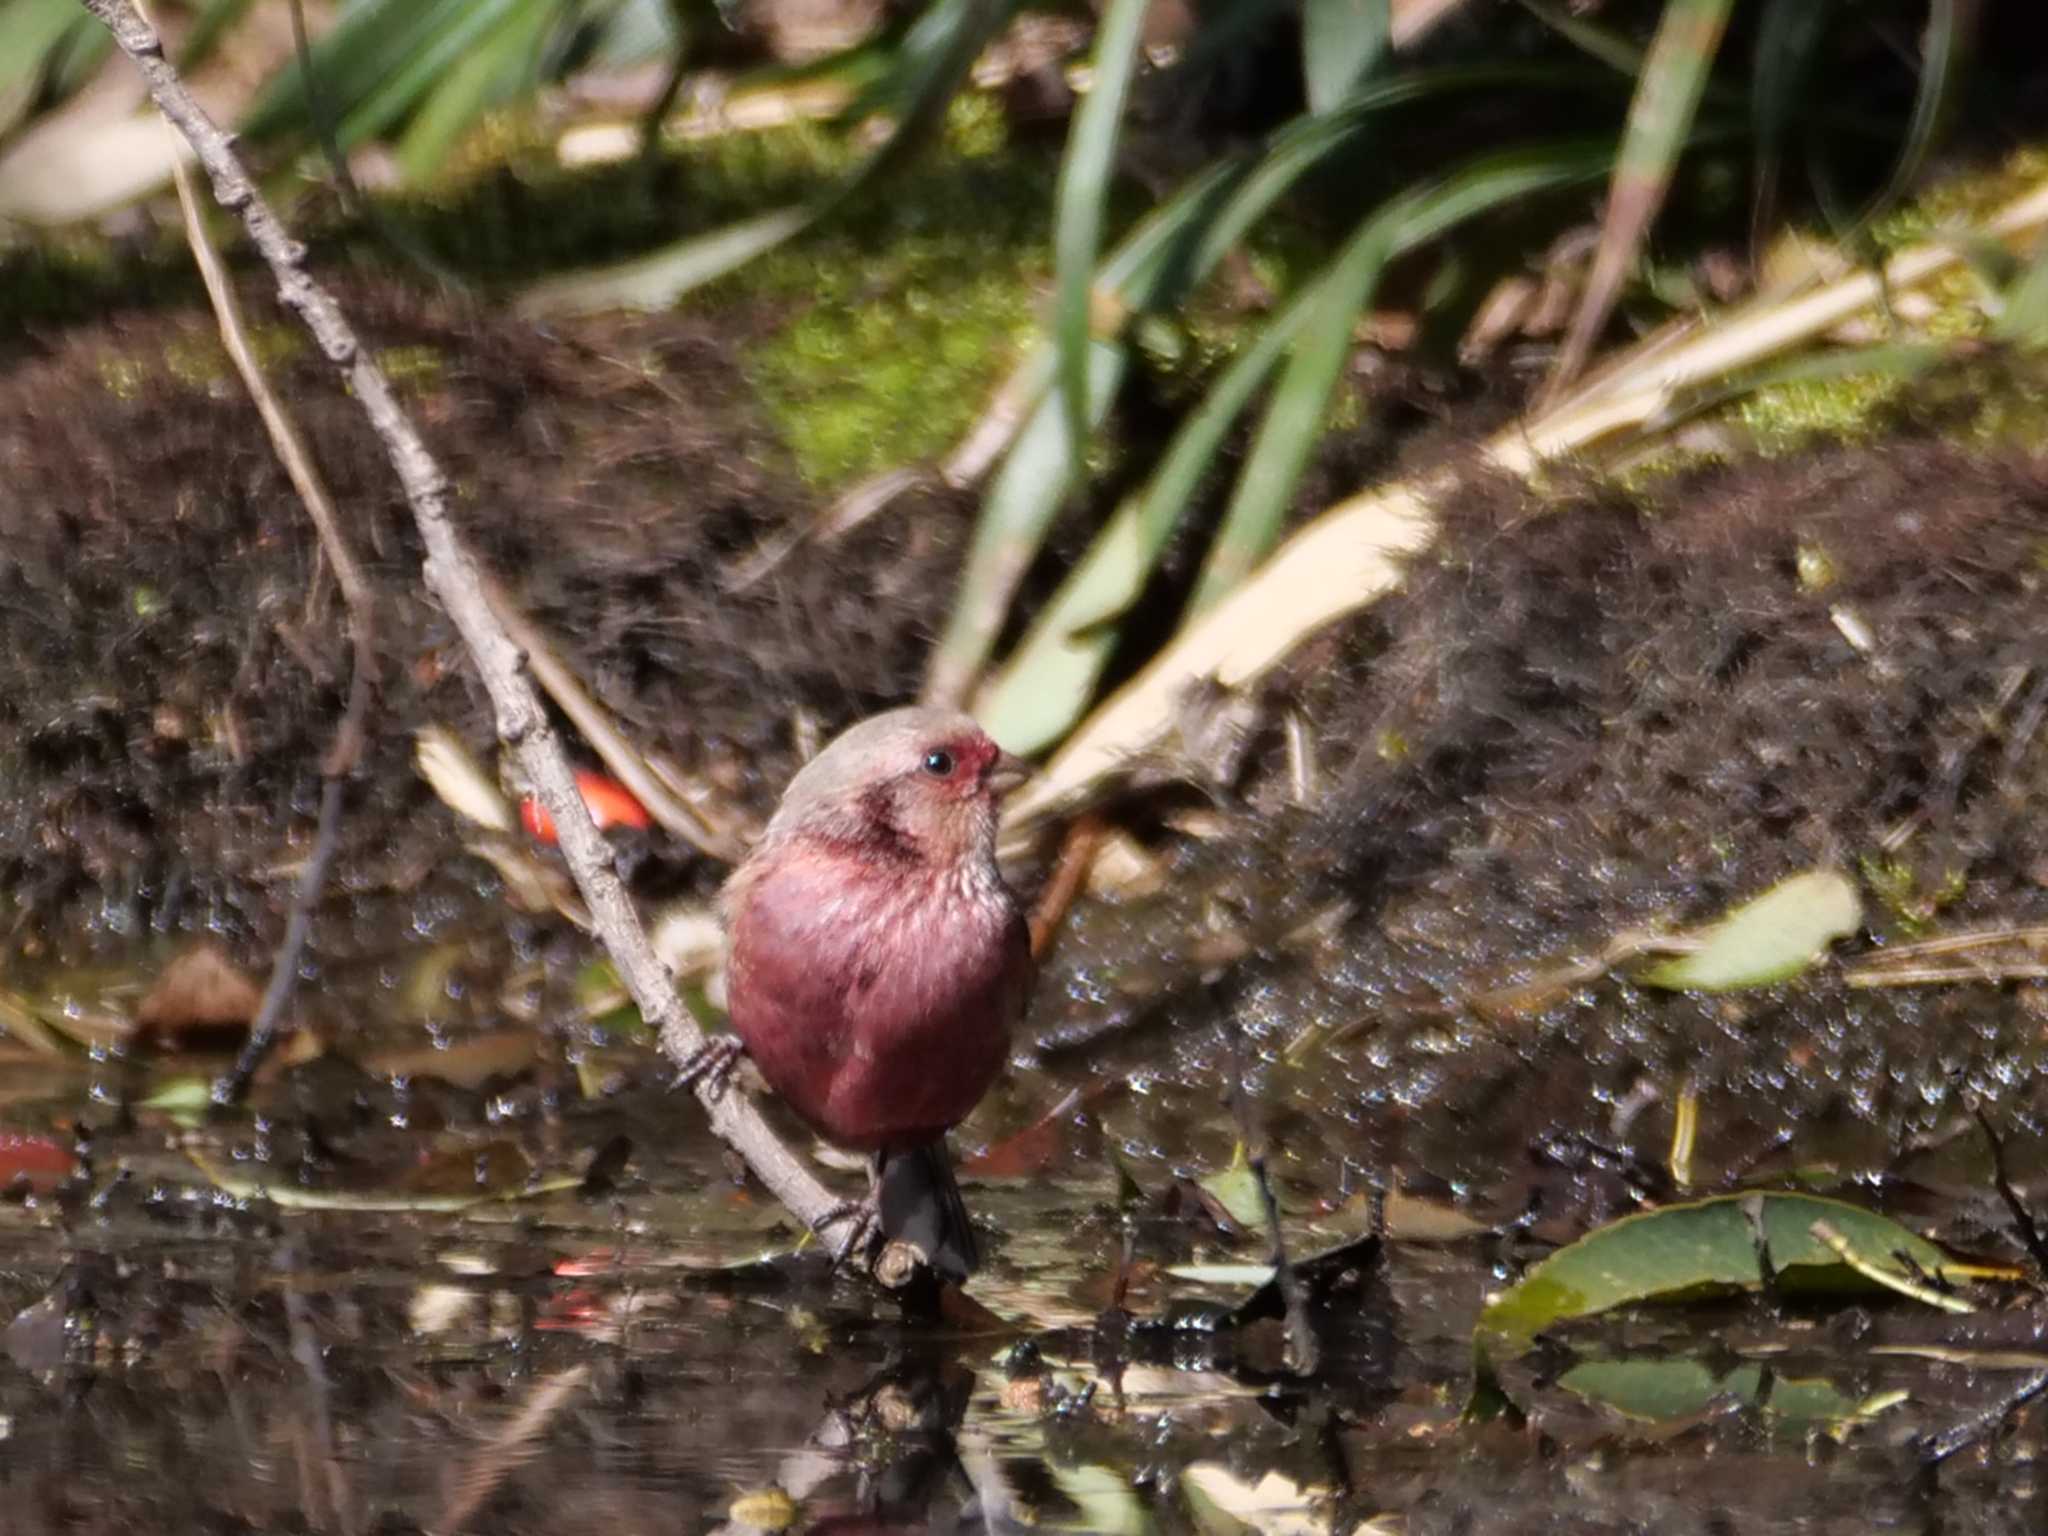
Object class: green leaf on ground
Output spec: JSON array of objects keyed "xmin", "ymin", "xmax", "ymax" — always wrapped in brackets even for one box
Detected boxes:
[
  {"xmin": 1559, "ymin": 1357, "xmax": 1897, "ymax": 1428},
  {"xmin": 1478, "ymin": 1191, "xmax": 1963, "ymax": 1353}
]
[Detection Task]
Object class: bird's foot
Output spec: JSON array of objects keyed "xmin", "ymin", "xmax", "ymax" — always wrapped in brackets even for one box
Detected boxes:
[
  {"xmin": 672, "ymin": 1034, "xmax": 745, "ymax": 1099},
  {"xmin": 815, "ymin": 1194, "xmax": 883, "ymax": 1269}
]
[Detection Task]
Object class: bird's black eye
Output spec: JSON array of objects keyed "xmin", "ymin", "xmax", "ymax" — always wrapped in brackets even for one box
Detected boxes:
[{"xmin": 921, "ymin": 748, "xmax": 955, "ymax": 777}]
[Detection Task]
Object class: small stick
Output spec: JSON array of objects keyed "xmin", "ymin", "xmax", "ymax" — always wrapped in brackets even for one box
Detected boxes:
[
  {"xmin": 1918, "ymin": 1368, "xmax": 2048, "ymax": 1466},
  {"xmin": 478, "ymin": 571, "xmax": 743, "ymax": 860},
  {"xmin": 1217, "ymin": 982, "xmax": 1317, "ymax": 1376},
  {"xmin": 1808, "ymin": 1219, "xmax": 1973, "ymax": 1314},
  {"xmin": 1971, "ymin": 1103, "xmax": 2048, "ymax": 1284},
  {"xmin": 1026, "ymin": 812, "xmax": 1104, "ymax": 959},
  {"xmin": 159, "ymin": 103, "xmax": 374, "ymax": 1105}
]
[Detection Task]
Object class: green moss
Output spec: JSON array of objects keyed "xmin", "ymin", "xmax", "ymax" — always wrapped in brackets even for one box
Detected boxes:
[
  {"xmin": 734, "ymin": 96, "xmax": 1054, "ymax": 488},
  {"xmin": 375, "ymin": 343, "xmax": 448, "ymax": 391},
  {"xmin": 1736, "ymin": 370, "xmax": 1905, "ymax": 456},
  {"xmin": 1858, "ymin": 854, "xmax": 1967, "ymax": 938},
  {"xmin": 1727, "ymin": 145, "xmax": 2048, "ymax": 458}
]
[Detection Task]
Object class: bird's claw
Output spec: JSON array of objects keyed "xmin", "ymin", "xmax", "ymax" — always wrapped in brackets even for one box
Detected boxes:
[
  {"xmin": 816, "ymin": 1195, "xmax": 882, "ymax": 1269},
  {"xmin": 672, "ymin": 1035, "xmax": 745, "ymax": 1099}
]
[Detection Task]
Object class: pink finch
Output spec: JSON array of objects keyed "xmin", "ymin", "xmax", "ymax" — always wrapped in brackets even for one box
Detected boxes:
[{"xmin": 711, "ymin": 707, "xmax": 1032, "ymax": 1281}]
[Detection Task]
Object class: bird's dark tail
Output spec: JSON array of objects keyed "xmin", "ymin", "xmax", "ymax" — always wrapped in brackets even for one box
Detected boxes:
[{"xmin": 877, "ymin": 1141, "xmax": 979, "ymax": 1284}]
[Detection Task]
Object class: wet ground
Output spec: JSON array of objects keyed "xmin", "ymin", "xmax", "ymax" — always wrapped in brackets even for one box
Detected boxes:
[{"xmin": 5, "ymin": 224, "xmax": 2048, "ymax": 1530}]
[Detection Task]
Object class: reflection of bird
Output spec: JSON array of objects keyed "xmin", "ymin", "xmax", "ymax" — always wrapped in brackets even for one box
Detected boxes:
[{"xmin": 704, "ymin": 708, "xmax": 1032, "ymax": 1281}]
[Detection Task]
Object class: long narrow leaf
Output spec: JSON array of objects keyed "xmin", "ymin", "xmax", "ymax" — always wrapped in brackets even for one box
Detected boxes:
[
  {"xmin": 1748, "ymin": 0, "xmax": 1837, "ymax": 258},
  {"xmin": 1303, "ymin": 0, "xmax": 1389, "ymax": 113},
  {"xmin": 1855, "ymin": 0, "xmax": 1979, "ymax": 229},
  {"xmin": 1995, "ymin": 243, "xmax": 2048, "ymax": 346},
  {"xmin": 1544, "ymin": 0, "xmax": 1734, "ymax": 399},
  {"xmin": 516, "ymin": 206, "xmax": 815, "ymax": 313},
  {"xmin": 975, "ymin": 292, "xmax": 1308, "ymax": 750},
  {"xmin": 395, "ymin": 0, "xmax": 559, "ymax": 182},
  {"xmin": 983, "ymin": 140, "xmax": 1615, "ymax": 747},
  {"xmin": 177, "ymin": 0, "xmax": 261, "ymax": 71},
  {"xmin": 0, "ymin": 0, "xmax": 105, "ymax": 128},
  {"xmin": 927, "ymin": 64, "xmax": 1609, "ymax": 706},
  {"xmin": 1053, "ymin": 0, "xmax": 1152, "ymax": 463},
  {"xmin": 1003, "ymin": 174, "xmax": 2048, "ymax": 830},
  {"xmin": 519, "ymin": 0, "xmax": 1013, "ymax": 313},
  {"xmin": 1194, "ymin": 139, "xmax": 1617, "ymax": 609},
  {"xmin": 241, "ymin": 0, "xmax": 500, "ymax": 146},
  {"xmin": 1515, "ymin": 0, "xmax": 1646, "ymax": 77}
]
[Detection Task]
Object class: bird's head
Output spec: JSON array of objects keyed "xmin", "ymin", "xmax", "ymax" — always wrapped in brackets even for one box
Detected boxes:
[{"xmin": 766, "ymin": 707, "xmax": 1030, "ymax": 870}]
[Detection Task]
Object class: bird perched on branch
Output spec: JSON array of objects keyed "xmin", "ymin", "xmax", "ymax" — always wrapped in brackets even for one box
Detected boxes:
[{"xmin": 695, "ymin": 707, "xmax": 1033, "ymax": 1282}]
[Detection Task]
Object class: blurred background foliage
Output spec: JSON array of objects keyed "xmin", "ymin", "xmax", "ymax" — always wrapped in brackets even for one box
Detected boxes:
[{"xmin": 5, "ymin": 0, "xmax": 2047, "ymax": 775}]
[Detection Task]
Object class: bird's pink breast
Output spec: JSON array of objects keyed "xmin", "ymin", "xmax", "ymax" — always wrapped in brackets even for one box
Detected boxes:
[{"xmin": 725, "ymin": 842, "xmax": 1028, "ymax": 1151}]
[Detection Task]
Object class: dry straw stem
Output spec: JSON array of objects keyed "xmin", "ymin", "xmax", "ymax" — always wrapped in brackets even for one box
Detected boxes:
[
  {"xmin": 77, "ymin": 0, "xmax": 856, "ymax": 1259},
  {"xmin": 477, "ymin": 572, "xmax": 747, "ymax": 861},
  {"xmin": 163, "ymin": 112, "xmax": 375, "ymax": 1101},
  {"xmin": 1844, "ymin": 924, "xmax": 2048, "ymax": 988},
  {"xmin": 1005, "ymin": 171, "xmax": 2048, "ymax": 829}
]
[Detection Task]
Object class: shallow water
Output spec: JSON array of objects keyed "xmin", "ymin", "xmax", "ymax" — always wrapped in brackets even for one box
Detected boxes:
[{"xmin": 0, "ymin": 1040, "xmax": 2043, "ymax": 1535}]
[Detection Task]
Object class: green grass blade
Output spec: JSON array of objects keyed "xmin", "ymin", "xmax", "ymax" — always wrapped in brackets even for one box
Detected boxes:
[
  {"xmin": 1748, "ymin": 0, "xmax": 1838, "ymax": 257},
  {"xmin": 1544, "ymin": 0, "xmax": 1733, "ymax": 400},
  {"xmin": 946, "ymin": 62, "xmax": 1601, "ymax": 493},
  {"xmin": 1856, "ymin": 0, "xmax": 1979, "ymax": 228},
  {"xmin": 926, "ymin": 67, "xmax": 1609, "ymax": 705},
  {"xmin": 1994, "ymin": 243, "xmax": 2048, "ymax": 347},
  {"xmin": 1663, "ymin": 341, "xmax": 1947, "ymax": 435},
  {"xmin": 177, "ymin": 0, "xmax": 260, "ymax": 71},
  {"xmin": 1186, "ymin": 226, "xmax": 1396, "ymax": 615},
  {"xmin": 0, "ymin": 0, "xmax": 107, "ymax": 128},
  {"xmin": 515, "ymin": 205, "xmax": 816, "ymax": 314},
  {"xmin": 1053, "ymin": 0, "xmax": 1152, "ymax": 467},
  {"xmin": 241, "ymin": 0, "xmax": 521, "ymax": 148},
  {"xmin": 1514, "ymin": 0, "xmax": 1646, "ymax": 77},
  {"xmin": 976, "ymin": 284, "xmax": 1309, "ymax": 750},
  {"xmin": 518, "ymin": 0, "xmax": 1011, "ymax": 313},
  {"xmin": 394, "ymin": 0, "xmax": 560, "ymax": 182},
  {"xmin": 1302, "ymin": 0, "xmax": 1389, "ymax": 114},
  {"xmin": 982, "ymin": 140, "xmax": 1615, "ymax": 745},
  {"xmin": 926, "ymin": 342, "xmax": 1128, "ymax": 709},
  {"xmin": 1194, "ymin": 137, "xmax": 1616, "ymax": 610}
]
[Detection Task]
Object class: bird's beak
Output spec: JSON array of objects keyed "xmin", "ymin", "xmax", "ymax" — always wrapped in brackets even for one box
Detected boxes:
[{"xmin": 987, "ymin": 750, "xmax": 1034, "ymax": 798}]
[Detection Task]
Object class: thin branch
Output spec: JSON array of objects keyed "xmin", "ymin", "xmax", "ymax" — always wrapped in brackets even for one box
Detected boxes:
[
  {"xmin": 1217, "ymin": 981, "xmax": 1317, "ymax": 1376},
  {"xmin": 80, "ymin": 0, "xmax": 856, "ymax": 1264},
  {"xmin": 1919, "ymin": 1368, "xmax": 2048, "ymax": 1465},
  {"xmin": 1971, "ymin": 1103, "xmax": 2048, "ymax": 1284},
  {"xmin": 162, "ymin": 112, "xmax": 375, "ymax": 1104},
  {"xmin": 478, "ymin": 571, "xmax": 744, "ymax": 860},
  {"xmin": 434, "ymin": 1365, "xmax": 591, "ymax": 1536},
  {"xmin": 220, "ymin": 776, "xmax": 347, "ymax": 1102}
]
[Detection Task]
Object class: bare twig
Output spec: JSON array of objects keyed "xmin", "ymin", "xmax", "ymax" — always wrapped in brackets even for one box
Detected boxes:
[
  {"xmin": 1844, "ymin": 924, "xmax": 2048, "ymax": 989},
  {"xmin": 1970, "ymin": 1103, "xmax": 2048, "ymax": 1284},
  {"xmin": 478, "ymin": 572, "xmax": 744, "ymax": 860},
  {"xmin": 160, "ymin": 109, "xmax": 375, "ymax": 1104},
  {"xmin": 1217, "ymin": 982, "xmax": 1317, "ymax": 1376},
  {"xmin": 220, "ymin": 777, "xmax": 347, "ymax": 1101},
  {"xmin": 1025, "ymin": 811, "xmax": 1104, "ymax": 959},
  {"xmin": 433, "ymin": 1365, "xmax": 590, "ymax": 1536},
  {"xmin": 81, "ymin": 0, "xmax": 856, "ymax": 1264},
  {"xmin": 278, "ymin": 1238, "xmax": 356, "ymax": 1535},
  {"xmin": 1919, "ymin": 1369, "xmax": 2048, "ymax": 1465}
]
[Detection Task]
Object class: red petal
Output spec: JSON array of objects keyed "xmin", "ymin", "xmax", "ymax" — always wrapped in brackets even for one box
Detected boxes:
[
  {"xmin": 519, "ymin": 795, "xmax": 557, "ymax": 844},
  {"xmin": 519, "ymin": 772, "xmax": 650, "ymax": 844},
  {"xmin": 573, "ymin": 771, "xmax": 651, "ymax": 832},
  {"xmin": 0, "ymin": 1132, "xmax": 78, "ymax": 1194}
]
